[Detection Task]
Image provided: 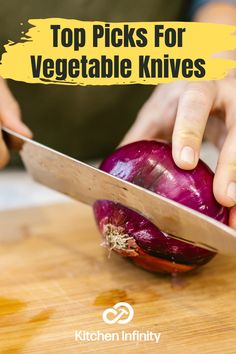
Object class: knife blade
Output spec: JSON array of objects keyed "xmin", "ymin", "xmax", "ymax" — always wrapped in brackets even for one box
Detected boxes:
[{"xmin": 2, "ymin": 126, "xmax": 236, "ymax": 255}]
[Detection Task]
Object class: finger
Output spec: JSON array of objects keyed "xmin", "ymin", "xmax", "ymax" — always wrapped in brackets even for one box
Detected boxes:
[
  {"xmin": 213, "ymin": 124, "xmax": 236, "ymax": 207},
  {"xmin": 120, "ymin": 91, "xmax": 178, "ymax": 146},
  {"xmin": 0, "ymin": 127, "xmax": 9, "ymax": 168},
  {"xmin": 229, "ymin": 206, "xmax": 236, "ymax": 230},
  {"xmin": 172, "ymin": 81, "xmax": 216, "ymax": 170},
  {"xmin": 0, "ymin": 78, "xmax": 32, "ymax": 138}
]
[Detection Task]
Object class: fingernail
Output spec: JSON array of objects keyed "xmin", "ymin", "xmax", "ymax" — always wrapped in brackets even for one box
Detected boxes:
[
  {"xmin": 227, "ymin": 182, "xmax": 236, "ymax": 204},
  {"xmin": 180, "ymin": 146, "xmax": 195, "ymax": 165}
]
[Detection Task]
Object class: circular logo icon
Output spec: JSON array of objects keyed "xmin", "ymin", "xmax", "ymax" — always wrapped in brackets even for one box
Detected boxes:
[{"xmin": 102, "ymin": 302, "xmax": 134, "ymax": 325}]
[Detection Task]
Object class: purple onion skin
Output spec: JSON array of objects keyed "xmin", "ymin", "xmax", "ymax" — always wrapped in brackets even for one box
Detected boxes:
[{"xmin": 93, "ymin": 141, "xmax": 229, "ymax": 273}]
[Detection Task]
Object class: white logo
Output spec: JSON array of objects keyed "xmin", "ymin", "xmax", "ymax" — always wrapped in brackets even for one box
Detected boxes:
[{"xmin": 102, "ymin": 302, "xmax": 134, "ymax": 325}]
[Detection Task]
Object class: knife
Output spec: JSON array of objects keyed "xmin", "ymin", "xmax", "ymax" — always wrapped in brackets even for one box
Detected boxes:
[{"xmin": 2, "ymin": 126, "xmax": 236, "ymax": 256}]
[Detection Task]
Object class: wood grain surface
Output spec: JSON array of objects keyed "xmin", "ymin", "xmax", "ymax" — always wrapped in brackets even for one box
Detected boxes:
[{"xmin": 0, "ymin": 201, "xmax": 235, "ymax": 354}]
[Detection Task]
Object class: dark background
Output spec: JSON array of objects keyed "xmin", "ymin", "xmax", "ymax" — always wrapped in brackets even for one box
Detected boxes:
[{"xmin": 0, "ymin": 0, "xmax": 187, "ymax": 164}]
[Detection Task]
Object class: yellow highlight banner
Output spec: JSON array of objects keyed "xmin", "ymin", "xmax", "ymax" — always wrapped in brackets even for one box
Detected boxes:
[{"xmin": 0, "ymin": 19, "xmax": 236, "ymax": 85}]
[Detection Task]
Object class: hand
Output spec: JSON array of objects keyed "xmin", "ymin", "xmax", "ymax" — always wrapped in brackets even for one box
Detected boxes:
[
  {"xmin": 121, "ymin": 79, "xmax": 236, "ymax": 228},
  {"xmin": 0, "ymin": 78, "xmax": 32, "ymax": 169}
]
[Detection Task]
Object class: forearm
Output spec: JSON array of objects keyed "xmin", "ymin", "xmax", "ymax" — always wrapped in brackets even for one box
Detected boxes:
[
  {"xmin": 193, "ymin": 2, "xmax": 236, "ymax": 72},
  {"xmin": 193, "ymin": 2, "xmax": 236, "ymax": 25}
]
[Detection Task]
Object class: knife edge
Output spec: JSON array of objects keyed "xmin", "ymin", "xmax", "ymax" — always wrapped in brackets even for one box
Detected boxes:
[{"xmin": 3, "ymin": 126, "xmax": 236, "ymax": 256}]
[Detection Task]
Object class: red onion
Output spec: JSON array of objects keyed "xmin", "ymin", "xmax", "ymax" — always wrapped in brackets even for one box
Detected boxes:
[{"xmin": 93, "ymin": 141, "xmax": 228, "ymax": 274}]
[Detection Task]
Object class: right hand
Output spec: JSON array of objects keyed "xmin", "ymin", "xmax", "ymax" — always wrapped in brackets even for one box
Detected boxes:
[
  {"xmin": 0, "ymin": 78, "xmax": 32, "ymax": 169},
  {"xmin": 121, "ymin": 80, "xmax": 236, "ymax": 229}
]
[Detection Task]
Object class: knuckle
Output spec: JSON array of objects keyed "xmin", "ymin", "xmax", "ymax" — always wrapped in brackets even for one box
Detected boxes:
[
  {"xmin": 182, "ymin": 81, "xmax": 214, "ymax": 107},
  {"xmin": 186, "ymin": 81, "xmax": 214, "ymax": 92},
  {"xmin": 181, "ymin": 89, "xmax": 209, "ymax": 108},
  {"xmin": 173, "ymin": 127, "xmax": 202, "ymax": 144}
]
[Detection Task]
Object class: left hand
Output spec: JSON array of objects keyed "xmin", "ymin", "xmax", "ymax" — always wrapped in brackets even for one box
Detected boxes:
[{"xmin": 121, "ymin": 78, "xmax": 236, "ymax": 229}]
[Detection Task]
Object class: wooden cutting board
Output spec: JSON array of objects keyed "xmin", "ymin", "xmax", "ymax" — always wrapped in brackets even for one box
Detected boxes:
[{"xmin": 0, "ymin": 201, "xmax": 236, "ymax": 354}]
